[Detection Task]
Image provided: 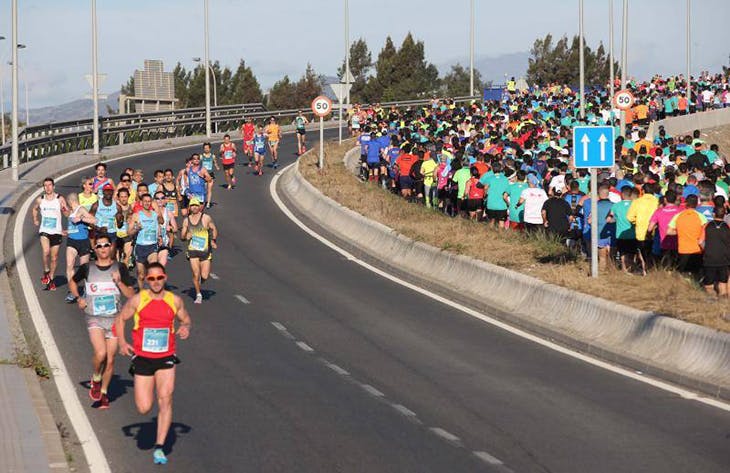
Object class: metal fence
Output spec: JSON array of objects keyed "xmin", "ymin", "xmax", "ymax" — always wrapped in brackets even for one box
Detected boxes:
[{"xmin": 0, "ymin": 95, "xmax": 480, "ymax": 169}]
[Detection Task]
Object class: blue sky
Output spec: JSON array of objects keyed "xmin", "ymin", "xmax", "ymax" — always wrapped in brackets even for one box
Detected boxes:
[{"xmin": 0, "ymin": 0, "xmax": 728, "ymax": 108}]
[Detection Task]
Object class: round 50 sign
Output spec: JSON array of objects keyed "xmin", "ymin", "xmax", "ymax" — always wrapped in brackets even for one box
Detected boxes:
[
  {"xmin": 311, "ymin": 95, "xmax": 333, "ymax": 117},
  {"xmin": 613, "ymin": 89, "xmax": 635, "ymax": 110}
]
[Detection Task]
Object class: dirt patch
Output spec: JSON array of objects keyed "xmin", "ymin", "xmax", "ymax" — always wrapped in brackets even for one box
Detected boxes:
[
  {"xmin": 702, "ymin": 124, "xmax": 730, "ymax": 156},
  {"xmin": 301, "ymin": 140, "xmax": 730, "ymax": 333}
]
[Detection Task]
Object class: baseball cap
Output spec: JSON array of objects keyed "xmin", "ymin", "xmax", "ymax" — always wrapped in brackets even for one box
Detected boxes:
[
  {"xmin": 102, "ymin": 183, "xmax": 114, "ymax": 190},
  {"xmin": 188, "ymin": 197, "xmax": 201, "ymax": 207}
]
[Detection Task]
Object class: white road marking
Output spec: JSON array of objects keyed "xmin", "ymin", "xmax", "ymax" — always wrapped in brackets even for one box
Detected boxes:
[
  {"xmin": 473, "ymin": 451, "xmax": 504, "ymax": 465},
  {"xmin": 209, "ymin": 272, "xmax": 220, "ymax": 280},
  {"xmin": 429, "ymin": 427, "xmax": 461, "ymax": 443},
  {"xmin": 322, "ymin": 360, "xmax": 350, "ymax": 376},
  {"xmin": 360, "ymin": 384, "xmax": 385, "ymax": 397},
  {"xmin": 235, "ymin": 294, "xmax": 250, "ymax": 304},
  {"xmin": 391, "ymin": 403, "xmax": 417, "ymax": 417},
  {"xmin": 271, "ymin": 321, "xmax": 288, "ymax": 331},
  {"xmin": 296, "ymin": 341, "xmax": 314, "ymax": 352},
  {"xmin": 270, "ymin": 167, "xmax": 730, "ymax": 413}
]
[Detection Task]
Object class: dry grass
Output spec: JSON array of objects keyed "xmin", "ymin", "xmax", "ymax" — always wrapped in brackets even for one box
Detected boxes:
[{"xmin": 301, "ymin": 140, "xmax": 730, "ymax": 332}]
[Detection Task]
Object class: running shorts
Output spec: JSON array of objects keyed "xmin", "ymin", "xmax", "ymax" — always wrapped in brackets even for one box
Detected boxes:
[
  {"xmin": 129, "ymin": 354, "xmax": 180, "ymax": 376},
  {"xmin": 39, "ymin": 232, "xmax": 63, "ymax": 247}
]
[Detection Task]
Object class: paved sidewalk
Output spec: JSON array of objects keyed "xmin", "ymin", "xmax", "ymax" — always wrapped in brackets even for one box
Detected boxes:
[{"xmin": 0, "ymin": 134, "xmax": 214, "ymax": 472}]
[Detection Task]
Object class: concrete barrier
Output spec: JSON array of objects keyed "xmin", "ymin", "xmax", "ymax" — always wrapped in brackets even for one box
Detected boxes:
[
  {"xmin": 648, "ymin": 107, "xmax": 730, "ymax": 138},
  {"xmin": 279, "ymin": 146, "xmax": 730, "ymax": 399}
]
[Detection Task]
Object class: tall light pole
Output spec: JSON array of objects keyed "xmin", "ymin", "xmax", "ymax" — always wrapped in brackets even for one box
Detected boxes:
[
  {"xmin": 469, "ymin": 0, "xmax": 475, "ymax": 96},
  {"xmin": 91, "ymin": 0, "xmax": 100, "ymax": 154},
  {"xmin": 0, "ymin": 35, "xmax": 6, "ymax": 147},
  {"xmin": 686, "ymin": 0, "xmax": 691, "ymax": 112},
  {"xmin": 203, "ymin": 0, "xmax": 211, "ymax": 137},
  {"xmin": 578, "ymin": 0, "xmax": 585, "ymax": 120},
  {"xmin": 608, "ymin": 0, "xmax": 615, "ymax": 103},
  {"xmin": 193, "ymin": 57, "xmax": 217, "ymax": 133},
  {"xmin": 11, "ymin": 0, "xmax": 19, "ymax": 181},
  {"xmin": 344, "ymin": 0, "xmax": 350, "ymax": 107},
  {"xmin": 619, "ymin": 0, "xmax": 628, "ymax": 138}
]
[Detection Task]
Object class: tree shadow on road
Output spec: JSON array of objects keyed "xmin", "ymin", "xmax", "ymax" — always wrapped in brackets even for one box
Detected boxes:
[{"xmin": 121, "ymin": 420, "xmax": 192, "ymax": 453}]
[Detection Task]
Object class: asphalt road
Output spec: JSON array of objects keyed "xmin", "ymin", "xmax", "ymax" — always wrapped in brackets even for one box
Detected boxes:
[{"xmin": 20, "ymin": 130, "xmax": 730, "ymax": 473}]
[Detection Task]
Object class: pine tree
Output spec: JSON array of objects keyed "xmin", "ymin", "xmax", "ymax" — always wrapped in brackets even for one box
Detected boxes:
[
  {"xmin": 268, "ymin": 75, "xmax": 298, "ymax": 110},
  {"xmin": 442, "ymin": 63, "xmax": 483, "ymax": 97},
  {"xmin": 337, "ymin": 38, "xmax": 372, "ymax": 103},
  {"xmin": 295, "ymin": 63, "xmax": 324, "ymax": 107},
  {"xmin": 229, "ymin": 60, "xmax": 264, "ymax": 105},
  {"xmin": 172, "ymin": 62, "xmax": 190, "ymax": 108},
  {"xmin": 381, "ymin": 33, "xmax": 439, "ymax": 101},
  {"xmin": 363, "ymin": 36, "xmax": 397, "ymax": 103}
]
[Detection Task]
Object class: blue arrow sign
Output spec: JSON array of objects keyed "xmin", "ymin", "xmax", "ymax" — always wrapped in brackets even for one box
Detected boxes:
[{"xmin": 572, "ymin": 126, "xmax": 615, "ymax": 168}]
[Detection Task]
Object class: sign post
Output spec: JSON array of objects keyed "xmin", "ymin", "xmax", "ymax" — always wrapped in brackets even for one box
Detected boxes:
[
  {"xmin": 329, "ymin": 83, "xmax": 352, "ymax": 145},
  {"xmin": 573, "ymin": 126, "xmax": 615, "ymax": 278},
  {"xmin": 311, "ymin": 95, "xmax": 333, "ymax": 169}
]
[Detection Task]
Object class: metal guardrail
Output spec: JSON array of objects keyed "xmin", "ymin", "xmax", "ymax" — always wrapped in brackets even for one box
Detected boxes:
[{"xmin": 0, "ymin": 96, "xmax": 480, "ymax": 169}]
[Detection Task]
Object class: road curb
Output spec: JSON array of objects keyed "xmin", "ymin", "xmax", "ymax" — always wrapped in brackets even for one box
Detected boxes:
[{"xmin": 278, "ymin": 146, "xmax": 730, "ymax": 401}]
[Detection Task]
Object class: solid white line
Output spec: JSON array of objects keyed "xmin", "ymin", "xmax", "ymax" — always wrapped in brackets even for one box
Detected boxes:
[
  {"xmin": 235, "ymin": 294, "xmax": 250, "ymax": 304},
  {"xmin": 296, "ymin": 341, "xmax": 314, "ymax": 353},
  {"xmin": 322, "ymin": 360, "xmax": 350, "ymax": 376},
  {"xmin": 429, "ymin": 427, "xmax": 460, "ymax": 443},
  {"xmin": 473, "ymin": 451, "xmax": 504, "ymax": 465},
  {"xmin": 271, "ymin": 321, "xmax": 287, "ymax": 331},
  {"xmin": 209, "ymin": 272, "xmax": 220, "ymax": 280},
  {"xmin": 391, "ymin": 403, "xmax": 417, "ymax": 417},
  {"xmin": 269, "ymin": 163, "xmax": 730, "ymax": 413},
  {"xmin": 360, "ymin": 384, "xmax": 385, "ymax": 397}
]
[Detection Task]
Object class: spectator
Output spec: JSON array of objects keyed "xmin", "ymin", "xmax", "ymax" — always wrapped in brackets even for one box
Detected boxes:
[
  {"xmin": 699, "ymin": 205, "xmax": 730, "ymax": 297},
  {"xmin": 518, "ymin": 174, "xmax": 548, "ymax": 233},
  {"xmin": 480, "ymin": 162, "xmax": 510, "ymax": 228},
  {"xmin": 667, "ymin": 194, "xmax": 707, "ymax": 277},
  {"xmin": 647, "ymin": 189, "xmax": 681, "ymax": 266},
  {"xmin": 542, "ymin": 189, "xmax": 573, "ymax": 241},
  {"xmin": 607, "ymin": 186, "xmax": 640, "ymax": 274},
  {"xmin": 627, "ymin": 181, "xmax": 660, "ymax": 270}
]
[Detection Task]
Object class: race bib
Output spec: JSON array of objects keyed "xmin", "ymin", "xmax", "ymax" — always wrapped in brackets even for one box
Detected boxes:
[
  {"xmin": 190, "ymin": 235, "xmax": 207, "ymax": 251},
  {"xmin": 91, "ymin": 295, "xmax": 118, "ymax": 316},
  {"xmin": 143, "ymin": 228, "xmax": 157, "ymax": 242},
  {"xmin": 142, "ymin": 328, "xmax": 170, "ymax": 353},
  {"xmin": 41, "ymin": 216, "xmax": 57, "ymax": 229},
  {"xmin": 224, "ymin": 150, "xmax": 233, "ymax": 158}
]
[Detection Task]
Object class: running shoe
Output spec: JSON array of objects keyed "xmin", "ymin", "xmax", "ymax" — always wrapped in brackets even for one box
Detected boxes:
[
  {"xmin": 194, "ymin": 293, "xmax": 203, "ymax": 304},
  {"xmin": 273, "ymin": 162, "xmax": 279, "ymax": 169},
  {"xmin": 98, "ymin": 393, "xmax": 110, "ymax": 410},
  {"xmin": 227, "ymin": 185, "xmax": 232, "ymax": 190},
  {"xmin": 41, "ymin": 272, "xmax": 50, "ymax": 286},
  {"xmin": 89, "ymin": 378, "xmax": 102, "ymax": 401},
  {"xmin": 206, "ymin": 202, "xmax": 211, "ymax": 209},
  {"xmin": 153, "ymin": 448, "xmax": 167, "ymax": 465},
  {"xmin": 64, "ymin": 292, "xmax": 77, "ymax": 304},
  {"xmin": 48, "ymin": 280, "xmax": 57, "ymax": 291}
]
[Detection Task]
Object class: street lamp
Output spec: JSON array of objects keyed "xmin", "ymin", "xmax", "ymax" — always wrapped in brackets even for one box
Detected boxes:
[
  {"xmin": 203, "ymin": 0, "xmax": 211, "ymax": 137},
  {"xmin": 16, "ymin": 44, "xmax": 28, "ymax": 127},
  {"xmin": 469, "ymin": 0, "xmax": 475, "ymax": 97},
  {"xmin": 193, "ymin": 57, "xmax": 217, "ymax": 133},
  {"xmin": 0, "ymin": 35, "xmax": 6, "ymax": 147},
  {"xmin": 91, "ymin": 0, "xmax": 100, "ymax": 154},
  {"xmin": 686, "ymin": 0, "xmax": 691, "ymax": 113},
  {"xmin": 11, "ymin": 0, "xmax": 18, "ymax": 181}
]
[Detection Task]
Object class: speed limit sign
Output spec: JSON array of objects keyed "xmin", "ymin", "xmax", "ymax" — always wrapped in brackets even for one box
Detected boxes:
[
  {"xmin": 311, "ymin": 95, "xmax": 333, "ymax": 117},
  {"xmin": 613, "ymin": 89, "xmax": 635, "ymax": 110}
]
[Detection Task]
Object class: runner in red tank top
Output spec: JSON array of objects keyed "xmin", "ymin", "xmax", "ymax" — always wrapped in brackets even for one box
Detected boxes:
[
  {"xmin": 464, "ymin": 167, "xmax": 485, "ymax": 221},
  {"xmin": 241, "ymin": 118, "xmax": 256, "ymax": 166},
  {"xmin": 219, "ymin": 134, "xmax": 237, "ymax": 189},
  {"xmin": 116, "ymin": 263, "xmax": 191, "ymax": 465}
]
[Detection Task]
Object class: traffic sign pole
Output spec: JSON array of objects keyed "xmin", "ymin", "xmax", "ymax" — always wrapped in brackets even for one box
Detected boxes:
[
  {"xmin": 590, "ymin": 171, "xmax": 598, "ymax": 278},
  {"xmin": 319, "ymin": 116, "xmax": 324, "ymax": 169}
]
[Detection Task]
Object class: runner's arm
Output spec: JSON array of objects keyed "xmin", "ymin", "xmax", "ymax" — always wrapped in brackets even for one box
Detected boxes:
[
  {"xmin": 113, "ymin": 266, "xmax": 136, "ymax": 298},
  {"xmin": 207, "ymin": 216, "xmax": 218, "ymax": 249},
  {"xmin": 167, "ymin": 210, "xmax": 178, "ymax": 234},
  {"xmin": 180, "ymin": 217, "xmax": 189, "ymax": 240},
  {"xmin": 31, "ymin": 197, "xmax": 41, "ymax": 225},
  {"xmin": 115, "ymin": 294, "xmax": 140, "ymax": 356},
  {"xmin": 173, "ymin": 295, "xmax": 191, "ymax": 340},
  {"xmin": 68, "ymin": 264, "xmax": 88, "ymax": 303}
]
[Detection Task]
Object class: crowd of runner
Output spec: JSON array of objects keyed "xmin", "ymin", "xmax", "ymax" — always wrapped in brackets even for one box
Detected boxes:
[
  {"xmin": 30, "ymin": 115, "xmax": 292, "ymax": 465},
  {"xmin": 352, "ymin": 71, "xmax": 730, "ymax": 295}
]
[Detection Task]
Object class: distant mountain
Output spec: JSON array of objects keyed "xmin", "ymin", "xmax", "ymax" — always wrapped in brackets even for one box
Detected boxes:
[
  {"xmin": 19, "ymin": 91, "xmax": 121, "ymax": 126},
  {"xmin": 439, "ymin": 51, "xmax": 531, "ymax": 86}
]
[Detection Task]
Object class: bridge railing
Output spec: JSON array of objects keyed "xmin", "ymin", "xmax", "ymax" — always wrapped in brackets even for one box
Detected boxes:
[{"xmin": 0, "ymin": 96, "xmax": 480, "ymax": 169}]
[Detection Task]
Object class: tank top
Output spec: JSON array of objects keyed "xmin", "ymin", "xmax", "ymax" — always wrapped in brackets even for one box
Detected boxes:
[
  {"xmin": 78, "ymin": 192, "xmax": 98, "ymax": 211},
  {"xmin": 162, "ymin": 183, "xmax": 179, "ymax": 217},
  {"xmin": 39, "ymin": 195, "xmax": 63, "ymax": 235},
  {"xmin": 253, "ymin": 134, "xmax": 267, "ymax": 154},
  {"xmin": 84, "ymin": 263, "xmax": 122, "ymax": 317},
  {"xmin": 186, "ymin": 166, "xmax": 206, "ymax": 201},
  {"xmin": 95, "ymin": 199, "xmax": 117, "ymax": 235},
  {"xmin": 220, "ymin": 143, "xmax": 236, "ymax": 165},
  {"xmin": 467, "ymin": 178, "xmax": 485, "ymax": 200},
  {"xmin": 116, "ymin": 204, "xmax": 131, "ymax": 237},
  {"xmin": 136, "ymin": 210, "xmax": 159, "ymax": 246},
  {"xmin": 267, "ymin": 124, "xmax": 280, "ymax": 141},
  {"xmin": 186, "ymin": 215, "xmax": 209, "ymax": 253},
  {"xmin": 160, "ymin": 210, "xmax": 171, "ymax": 247},
  {"xmin": 92, "ymin": 177, "xmax": 111, "ymax": 199},
  {"xmin": 132, "ymin": 290, "xmax": 177, "ymax": 358},
  {"xmin": 295, "ymin": 116, "xmax": 306, "ymax": 129},
  {"xmin": 67, "ymin": 206, "xmax": 89, "ymax": 241},
  {"xmin": 242, "ymin": 123, "xmax": 255, "ymax": 141},
  {"xmin": 201, "ymin": 153, "xmax": 214, "ymax": 172}
]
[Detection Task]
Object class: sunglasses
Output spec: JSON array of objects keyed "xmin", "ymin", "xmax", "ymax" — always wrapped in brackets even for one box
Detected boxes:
[
  {"xmin": 121, "ymin": 179, "xmax": 131, "ymax": 182},
  {"xmin": 146, "ymin": 275, "xmax": 166, "ymax": 282},
  {"xmin": 94, "ymin": 243, "xmax": 112, "ymax": 249}
]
